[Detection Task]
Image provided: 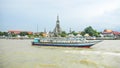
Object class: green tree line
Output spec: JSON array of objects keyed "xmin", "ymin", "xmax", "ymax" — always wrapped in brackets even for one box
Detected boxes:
[{"xmin": 0, "ymin": 26, "xmax": 100, "ymax": 37}]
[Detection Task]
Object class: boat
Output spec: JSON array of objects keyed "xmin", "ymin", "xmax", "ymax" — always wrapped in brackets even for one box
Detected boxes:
[{"xmin": 32, "ymin": 37, "xmax": 99, "ymax": 48}]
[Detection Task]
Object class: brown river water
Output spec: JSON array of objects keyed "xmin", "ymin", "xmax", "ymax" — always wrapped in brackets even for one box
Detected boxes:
[{"xmin": 0, "ymin": 39, "xmax": 120, "ymax": 68}]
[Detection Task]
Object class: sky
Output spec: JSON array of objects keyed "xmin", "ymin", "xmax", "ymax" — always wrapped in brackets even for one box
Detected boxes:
[{"xmin": 0, "ymin": 0, "xmax": 120, "ymax": 32}]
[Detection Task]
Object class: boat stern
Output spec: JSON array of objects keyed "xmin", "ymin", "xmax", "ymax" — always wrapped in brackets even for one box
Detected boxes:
[{"xmin": 32, "ymin": 38, "xmax": 40, "ymax": 45}]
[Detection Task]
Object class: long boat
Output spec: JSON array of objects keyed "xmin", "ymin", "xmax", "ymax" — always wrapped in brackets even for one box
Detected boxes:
[{"xmin": 32, "ymin": 37, "xmax": 100, "ymax": 48}]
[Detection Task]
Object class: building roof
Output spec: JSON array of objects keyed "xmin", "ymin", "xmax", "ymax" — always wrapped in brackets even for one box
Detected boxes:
[
  {"xmin": 102, "ymin": 30, "xmax": 120, "ymax": 35},
  {"xmin": 8, "ymin": 30, "xmax": 33, "ymax": 34},
  {"xmin": 112, "ymin": 31, "xmax": 120, "ymax": 35},
  {"xmin": 104, "ymin": 29, "xmax": 112, "ymax": 33}
]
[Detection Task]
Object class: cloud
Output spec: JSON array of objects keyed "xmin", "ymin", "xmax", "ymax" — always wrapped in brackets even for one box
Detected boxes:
[
  {"xmin": 60, "ymin": 0, "xmax": 120, "ymax": 20},
  {"xmin": 0, "ymin": 0, "xmax": 120, "ymax": 31},
  {"xmin": 1, "ymin": 0, "xmax": 119, "ymax": 19}
]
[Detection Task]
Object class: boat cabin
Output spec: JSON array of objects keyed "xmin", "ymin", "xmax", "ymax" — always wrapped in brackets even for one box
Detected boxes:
[{"xmin": 33, "ymin": 38, "xmax": 40, "ymax": 43}]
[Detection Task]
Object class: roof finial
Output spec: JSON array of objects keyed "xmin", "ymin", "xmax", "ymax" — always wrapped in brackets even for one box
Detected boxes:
[{"xmin": 57, "ymin": 14, "xmax": 59, "ymax": 21}]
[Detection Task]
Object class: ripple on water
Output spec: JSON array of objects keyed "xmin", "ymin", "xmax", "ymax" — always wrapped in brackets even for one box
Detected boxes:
[{"xmin": 1, "ymin": 39, "xmax": 120, "ymax": 68}]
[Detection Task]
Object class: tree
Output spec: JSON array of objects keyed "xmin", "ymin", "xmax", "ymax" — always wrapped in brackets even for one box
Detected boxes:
[
  {"xmin": 3, "ymin": 32, "xmax": 8, "ymax": 36},
  {"xmin": 0, "ymin": 31, "xmax": 4, "ymax": 36},
  {"xmin": 60, "ymin": 31, "xmax": 67, "ymax": 37},
  {"xmin": 82, "ymin": 26, "xmax": 99, "ymax": 37},
  {"xmin": 0, "ymin": 32, "xmax": 8, "ymax": 36},
  {"xmin": 39, "ymin": 32, "xmax": 44, "ymax": 37},
  {"xmin": 19, "ymin": 32, "xmax": 28, "ymax": 36},
  {"xmin": 81, "ymin": 31, "xmax": 85, "ymax": 36},
  {"xmin": 93, "ymin": 30, "xmax": 100, "ymax": 37},
  {"xmin": 71, "ymin": 31, "xmax": 78, "ymax": 36}
]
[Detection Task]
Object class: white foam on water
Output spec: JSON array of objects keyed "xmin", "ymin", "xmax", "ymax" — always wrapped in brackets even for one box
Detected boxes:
[{"xmin": 64, "ymin": 50, "xmax": 120, "ymax": 56}]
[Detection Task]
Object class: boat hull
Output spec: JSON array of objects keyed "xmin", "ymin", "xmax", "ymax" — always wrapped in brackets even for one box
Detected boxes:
[{"xmin": 32, "ymin": 42, "xmax": 94, "ymax": 48}]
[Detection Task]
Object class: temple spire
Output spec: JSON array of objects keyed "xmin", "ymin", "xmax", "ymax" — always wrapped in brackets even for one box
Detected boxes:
[
  {"xmin": 56, "ymin": 15, "xmax": 60, "ymax": 23},
  {"xmin": 53, "ymin": 15, "xmax": 62, "ymax": 37},
  {"xmin": 69, "ymin": 28, "xmax": 72, "ymax": 33},
  {"xmin": 57, "ymin": 15, "xmax": 59, "ymax": 21}
]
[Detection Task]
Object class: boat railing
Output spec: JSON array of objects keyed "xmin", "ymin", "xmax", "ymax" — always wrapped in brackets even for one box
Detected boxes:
[{"xmin": 38, "ymin": 37, "xmax": 92, "ymax": 43}]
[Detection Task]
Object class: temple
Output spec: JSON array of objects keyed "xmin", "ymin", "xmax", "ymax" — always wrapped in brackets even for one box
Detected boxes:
[{"xmin": 52, "ymin": 15, "xmax": 62, "ymax": 37}]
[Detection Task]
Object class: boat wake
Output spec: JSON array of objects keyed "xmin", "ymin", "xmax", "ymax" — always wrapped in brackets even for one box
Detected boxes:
[{"xmin": 64, "ymin": 50, "xmax": 120, "ymax": 56}]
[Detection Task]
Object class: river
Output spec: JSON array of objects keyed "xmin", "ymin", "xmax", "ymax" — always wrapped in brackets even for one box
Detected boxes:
[{"xmin": 0, "ymin": 39, "xmax": 120, "ymax": 68}]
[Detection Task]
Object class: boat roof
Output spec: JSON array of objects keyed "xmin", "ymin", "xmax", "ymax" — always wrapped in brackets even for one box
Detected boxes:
[{"xmin": 34, "ymin": 38, "xmax": 40, "ymax": 40}]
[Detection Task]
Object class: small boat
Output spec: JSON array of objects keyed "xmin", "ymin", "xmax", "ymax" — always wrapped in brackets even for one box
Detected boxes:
[{"xmin": 32, "ymin": 37, "xmax": 98, "ymax": 48}]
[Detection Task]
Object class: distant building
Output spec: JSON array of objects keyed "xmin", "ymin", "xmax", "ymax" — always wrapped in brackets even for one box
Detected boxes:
[
  {"xmin": 42, "ymin": 28, "xmax": 49, "ymax": 37},
  {"xmin": 49, "ymin": 15, "xmax": 62, "ymax": 37},
  {"xmin": 101, "ymin": 29, "xmax": 120, "ymax": 38},
  {"xmin": 8, "ymin": 30, "xmax": 33, "ymax": 34},
  {"xmin": 102, "ymin": 29, "xmax": 114, "ymax": 37}
]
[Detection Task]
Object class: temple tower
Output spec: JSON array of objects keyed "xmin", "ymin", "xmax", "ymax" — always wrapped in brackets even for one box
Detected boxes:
[{"xmin": 53, "ymin": 15, "xmax": 62, "ymax": 37}]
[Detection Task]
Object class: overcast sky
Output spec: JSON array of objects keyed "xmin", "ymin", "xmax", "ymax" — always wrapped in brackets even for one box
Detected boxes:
[{"xmin": 0, "ymin": 0, "xmax": 120, "ymax": 32}]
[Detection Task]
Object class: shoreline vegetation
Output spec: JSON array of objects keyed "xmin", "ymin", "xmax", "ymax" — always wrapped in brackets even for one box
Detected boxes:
[{"xmin": 0, "ymin": 26, "xmax": 120, "ymax": 40}]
